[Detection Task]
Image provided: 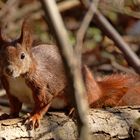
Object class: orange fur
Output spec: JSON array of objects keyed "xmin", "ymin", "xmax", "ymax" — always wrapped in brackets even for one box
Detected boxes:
[{"xmin": 83, "ymin": 69, "xmax": 140, "ymax": 108}]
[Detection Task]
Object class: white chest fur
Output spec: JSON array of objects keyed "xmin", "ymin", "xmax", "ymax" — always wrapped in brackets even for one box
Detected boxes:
[{"xmin": 8, "ymin": 77, "xmax": 34, "ymax": 106}]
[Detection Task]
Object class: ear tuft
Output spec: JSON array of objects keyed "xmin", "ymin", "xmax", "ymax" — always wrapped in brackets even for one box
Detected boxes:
[{"xmin": 19, "ymin": 19, "xmax": 33, "ymax": 49}]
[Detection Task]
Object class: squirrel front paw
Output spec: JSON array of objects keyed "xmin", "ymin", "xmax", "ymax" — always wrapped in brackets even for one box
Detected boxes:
[{"xmin": 24, "ymin": 113, "xmax": 42, "ymax": 130}]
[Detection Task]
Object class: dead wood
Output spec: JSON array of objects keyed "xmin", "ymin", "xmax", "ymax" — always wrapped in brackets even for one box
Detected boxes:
[{"xmin": 0, "ymin": 106, "xmax": 140, "ymax": 140}]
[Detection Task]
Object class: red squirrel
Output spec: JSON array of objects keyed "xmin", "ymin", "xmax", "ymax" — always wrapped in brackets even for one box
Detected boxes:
[{"xmin": 0, "ymin": 20, "xmax": 140, "ymax": 129}]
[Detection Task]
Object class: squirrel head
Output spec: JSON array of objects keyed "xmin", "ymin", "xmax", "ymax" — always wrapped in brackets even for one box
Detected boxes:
[{"xmin": 0, "ymin": 20, "xmax": 33, "ymax": 78}]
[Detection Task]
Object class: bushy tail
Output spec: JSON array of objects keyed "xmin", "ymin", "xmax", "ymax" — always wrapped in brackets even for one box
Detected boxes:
[{"xmin": 82, "ymin": 65, "xmax": 140, "ymax": 108}]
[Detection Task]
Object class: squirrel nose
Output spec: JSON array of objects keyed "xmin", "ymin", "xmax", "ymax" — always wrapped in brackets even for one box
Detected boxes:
[{"xmin": 5, "ymin": 66, "xmax": 13, "ymax": 76}]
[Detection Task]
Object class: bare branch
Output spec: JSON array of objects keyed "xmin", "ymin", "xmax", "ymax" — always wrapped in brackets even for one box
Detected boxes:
[
  {"xmin": 99, "ymin": 0, "xmax": 140, "ymax": 18},
  {"xmin": 94, "ymin": 10, "xmax": 140, "ymax": 74},
  {"xmin": 75, "ymin": 0, "xmax": 99, "ymax": 68},
  {"xmin": 102, "ymin": 52, "xmax": 137, "ymax": 74},
  {"xmin": 58, "ymin": 0, "xmax": 80, "ymax": 12},
  {"xmin": 104, "ymin": 36, "xmax": 140, "ymax": 47},
  {"xmin": 80, "ymin": 1, "xmax": 140, "ymax": 74},
  {"xmin": 39, "ymin": 0, "xmax": 90, "ymax": 139},
  {"xmin": 79, "ymin": 0, "xmax": 140, "ymax": 18}
]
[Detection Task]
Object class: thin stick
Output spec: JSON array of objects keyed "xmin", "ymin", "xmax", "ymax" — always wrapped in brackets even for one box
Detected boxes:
[
  {"xmin": 81, "ymin": 0, "xmax": 140, "ymax": 74},
  {"xmin": 75, "ymin": 0, "xmax": 99, "ymax": 67},
  {"xmin": 58, "ymin": 0, "xmax": 80, "ymax": 12},
  {"xmin": 39, "ymin": 0, "xmax": 90, "ymax": 139},
  {"xmin": 94, "ymin": 10, "xmax": 140, "ymax": 74}
]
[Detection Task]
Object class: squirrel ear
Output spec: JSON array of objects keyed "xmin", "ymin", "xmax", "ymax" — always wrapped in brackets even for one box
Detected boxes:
[{"xmin": 19, "ymin": 20, "xmax": 33, "ymax": 49}]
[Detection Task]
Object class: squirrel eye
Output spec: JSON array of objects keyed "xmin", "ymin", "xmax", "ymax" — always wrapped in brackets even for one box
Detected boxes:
[{"xmin": 20, "ymin": 52, "xmax": 25, "ymax": 60}]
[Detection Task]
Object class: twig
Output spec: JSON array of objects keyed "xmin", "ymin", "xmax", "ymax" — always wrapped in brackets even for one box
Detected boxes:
[
  {"xmin": 102, "ymin": 52, "xmax": 136, "ymax": 74},
  {"xmin": 58, "ymin": 0, "xmax": 80, "ymax": 12},
  {"xmin": 112, "ymin": 61, "xmax": 136, "ymax": 74},
  {"xmin": 81, "ymin": 0, "xmax": 140, "ymax": 18},
  {"xmin": 80, "ymin": 0, "xmax": 90, "ymax": 8},
  {"xmin": 75, "ymin": 0, "xmax": 99, "ymax": 68},
  {"xmin": 0, "ymin": 0, "xmax": 19, "ymax": 22},
  {"xmin": 12, "ymin": 1, "xmax": 41, "ymax": 21},
  {"xmin": 93, "ymin": 10, "xmax": 140, "ymax": 74},
  {"xmin": 2, "ymin": 0, "xmax": 140, "ymax": 26},
  {"xmin": 80, "ymin": 0, "xmax": 140, "ymax": 74},
  {"xmin": 99, "ymin": 0, "xmax": 140, "ymax": 18},
  {"xmin": 104, "ymin": 36, "xmax": 140, "ymax": 47},
  {"xmin": 0, "ymin": 0, "xmax": 80, "ymax": 24},
  {"xmin": 39, "ymin": 0, "xmax": 90, "ymax": 139}
]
